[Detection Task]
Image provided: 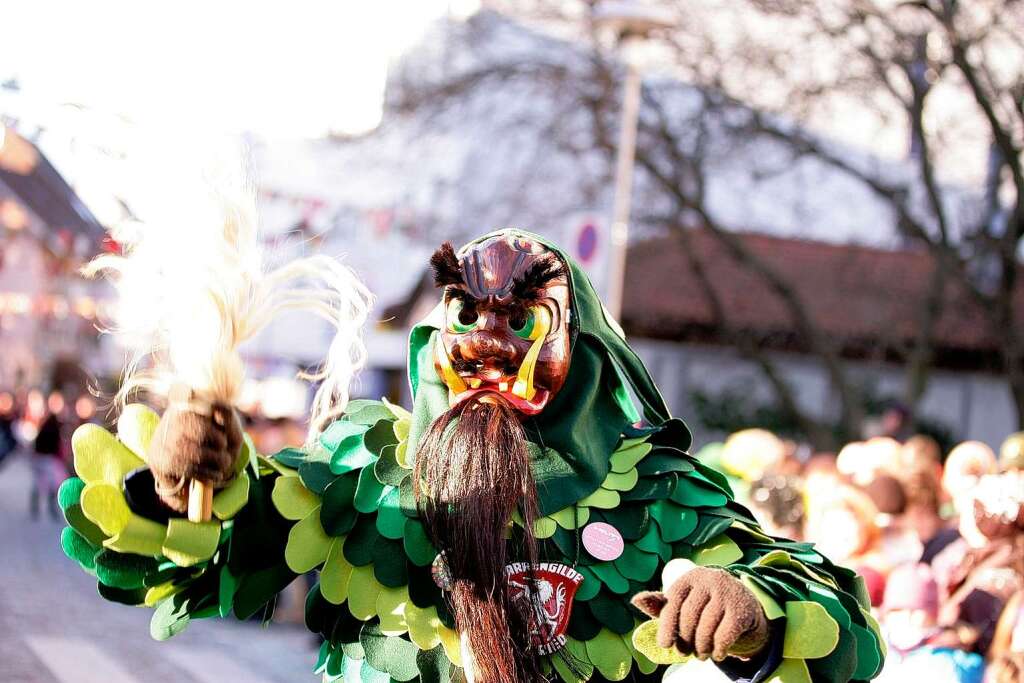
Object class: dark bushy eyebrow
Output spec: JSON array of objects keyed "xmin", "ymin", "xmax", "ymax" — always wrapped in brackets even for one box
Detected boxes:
[
  {"xmin": 430, "ymin": 242, "xmax": 464, "ymax": 288},
  {"xmin": 445, "ymin": 287, "xmax": 479, "ymax": 306},
  {"xmin": 510, "ymin": 256, "xmax": 565, "ymax": 301}
]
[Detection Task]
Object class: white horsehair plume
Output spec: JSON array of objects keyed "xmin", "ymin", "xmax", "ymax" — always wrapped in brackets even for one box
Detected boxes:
[{"xmin": 85, "ymin": 161, "xmax": 372, "ymax": 442}]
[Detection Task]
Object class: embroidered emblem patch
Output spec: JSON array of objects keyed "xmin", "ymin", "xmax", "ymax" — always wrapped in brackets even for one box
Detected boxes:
[{"xmin": 505, "ymin": 561, "xmax": 583, "ymax": 655}]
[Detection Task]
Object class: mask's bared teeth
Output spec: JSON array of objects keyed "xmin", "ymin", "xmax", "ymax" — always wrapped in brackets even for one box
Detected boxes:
[
  {"xmin": 511, "ymin": 378, "xmax": 531, "ymax": 400},
  {"xmin": 467, "ymin": 377, "xmax": 482, "ymax": 389}
]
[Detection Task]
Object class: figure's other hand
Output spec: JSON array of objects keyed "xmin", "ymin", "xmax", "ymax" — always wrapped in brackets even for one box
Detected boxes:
[
  {"xmin": 631, "ymin": 566, "xmax": 769, "ymax": 662},
  {"xmin": 146, "ymin": 396, "xmax": 242, "ymax": 513}
]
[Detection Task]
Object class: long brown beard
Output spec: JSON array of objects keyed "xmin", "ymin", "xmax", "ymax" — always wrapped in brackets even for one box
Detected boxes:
[{"xmin": 414, "ymin": 397, "xmax": 545, "ymax": 682}]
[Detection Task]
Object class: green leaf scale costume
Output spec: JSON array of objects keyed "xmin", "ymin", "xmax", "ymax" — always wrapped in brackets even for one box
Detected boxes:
[{"xmin": 59, "ymin": 230, "xmax": 885, "ymax": 682}]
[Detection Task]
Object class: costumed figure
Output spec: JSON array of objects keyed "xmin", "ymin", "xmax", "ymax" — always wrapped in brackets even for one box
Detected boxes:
[{"xmin": 60, "ymin": 227, "xmax": 885, "ymax": 682}]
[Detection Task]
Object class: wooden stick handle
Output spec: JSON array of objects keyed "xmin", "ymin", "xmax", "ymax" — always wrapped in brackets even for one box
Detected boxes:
[{"xmin": 188, "ymin": 479, "xmax": 213, "ymax": 523}]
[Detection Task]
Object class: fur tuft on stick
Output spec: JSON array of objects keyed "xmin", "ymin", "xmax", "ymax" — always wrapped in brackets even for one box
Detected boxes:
[{"xmin": 85, "ymin": 162, "xmax": 372, "ymax": 442}]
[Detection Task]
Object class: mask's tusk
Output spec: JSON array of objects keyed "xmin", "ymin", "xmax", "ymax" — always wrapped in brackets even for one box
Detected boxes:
[
  {"xmin": 512, "ymin": 306, "xmax": 552, "ymax": 401},
  {"xmin": 436, "ymin": 338, "xmax": 468, "ymax": 394}
]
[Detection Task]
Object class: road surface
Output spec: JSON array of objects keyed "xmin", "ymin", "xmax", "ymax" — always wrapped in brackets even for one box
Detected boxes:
[{"xmin": 0, "ymin": 453, "xmax": 320, "ymax": 683}]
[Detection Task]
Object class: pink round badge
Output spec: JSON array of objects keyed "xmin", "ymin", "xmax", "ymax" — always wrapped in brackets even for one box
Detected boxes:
[{"xmin": 581, "ymin": 522, "xmax": 624, "ymax": 561}]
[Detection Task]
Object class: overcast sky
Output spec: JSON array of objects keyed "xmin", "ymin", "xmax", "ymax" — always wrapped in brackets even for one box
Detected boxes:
[{"xmin": 1, "ymin": 0, "xmax": 479, "ymax": 137}]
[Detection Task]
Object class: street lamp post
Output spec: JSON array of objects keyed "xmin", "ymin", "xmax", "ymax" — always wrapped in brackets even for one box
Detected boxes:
[{"xmin": 593, "ymin": 1, "xmax": 674, "ymax": 320}]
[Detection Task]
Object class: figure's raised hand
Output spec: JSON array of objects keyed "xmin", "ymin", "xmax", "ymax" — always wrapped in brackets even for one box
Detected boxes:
[
  {"xmin": 631, "ymin": 566, "xmax": 769, "ymax": 662},
  {"xmin": 146, "ymin": 395, "xmax": 242, "ymax": 513}
]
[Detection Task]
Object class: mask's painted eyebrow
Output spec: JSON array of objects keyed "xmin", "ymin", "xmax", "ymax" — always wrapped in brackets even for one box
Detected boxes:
[
  {"xmin": 510, "ymin": 256, "xmax": 565, "ymax": 301},
  {"xmin": 445, "ymin": 287, "xmax": 480, "ymax": 307},
  {"xmin": 430, "ymin": 241, "xmax": 464, "ymax": 287}
]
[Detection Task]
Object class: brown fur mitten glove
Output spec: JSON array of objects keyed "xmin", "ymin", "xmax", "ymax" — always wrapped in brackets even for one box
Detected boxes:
[
  {"xmin": 631, "ymin": 566, "xmax": 769, "ymax": 662},
  {"xmin": 146, "ymin": 391, "xmax": 243, "ymax": 513}
]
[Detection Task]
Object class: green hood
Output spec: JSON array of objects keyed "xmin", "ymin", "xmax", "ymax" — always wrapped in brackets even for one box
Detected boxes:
[{"xmin": 405, "ymin": 229, "xmax": 688, "ymax": 515}]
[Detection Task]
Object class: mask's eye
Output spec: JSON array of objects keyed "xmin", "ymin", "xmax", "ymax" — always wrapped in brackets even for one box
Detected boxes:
[
  {"xmin": 510, "ymin": 305, "xmax": 542, "ymax": 339},
  {"xmin": 447, "ymin": 297, "xmax": 478, "ymax": 333}
]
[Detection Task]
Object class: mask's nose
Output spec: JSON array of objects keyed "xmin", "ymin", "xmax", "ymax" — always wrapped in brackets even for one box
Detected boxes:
[{"xmin": 458, "ymin": 330, "xmax": 518, "ymax": 366}]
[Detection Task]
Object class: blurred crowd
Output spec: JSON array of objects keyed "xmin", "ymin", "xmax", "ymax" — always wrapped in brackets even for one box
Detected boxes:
[
  {"xmin": 0, "ymin": 387, "xmax": 306, "ymax": 520},
  {"xmin": 699, "ymin": 426, "xmax": 1024, "ymax": 683}
]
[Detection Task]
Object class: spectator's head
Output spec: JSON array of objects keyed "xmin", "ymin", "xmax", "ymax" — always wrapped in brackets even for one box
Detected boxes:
[
  {"xmin": 720, "ymin": 428, "xmax": 785, "ymax": 482},
  {"xmin": 901, "ymin": 435, "xmax": 942, "ymax": 471},
  {"xmin": 805, "ymin": 485, "xmax": 879, "ymax": 563},
  {"xmin": 943, "ymin": 441, "xmax": 997, "ymax": 507},
  {"xmin": 880, "ymin": 403, "xmax": 911, "ymax": 437},
  {"xmin": 838, "ymin": 437, "xmax": 901, "ymax": 485},
  {"xmin": 861, "ymin": 473, "xmax": 907, "ymax": 522},
  {"xmin": 969, "ymin": 471, "xmax": 1024, "ymax": 543},
  {"xmin": 0, "ymin": 391, "xmax": 13, "ymax": 416},
  {"xmin": 803, "ymin": 452, "xmax": 840, "ymax": 512},
  {"xmin": 882, "ymin": 563, "xmax": 940, "ymax": 650},
  {"xmin": 748, "ymin": 474, "xmax": 805, "ymax": 539},
  {"xmin": 999, "ymin": 432, "xmax": 1024, "ymax": 473},
  {"xmin": 836, "ymin": 440, "xmax": 865, "ymax": 481},
  {"xmin": 74, "ymin": 395, "xmax": 95, "ymax": 421},
  {"xmin": 46, "ymin": 391, "xmax": 64, "ymax": 416},
  {"xmin": 898, "ymin": 436, "xmax": 945, "ymax": 518},
  {"xmin": 25, "ymin": 388, "xmax": 44, "ymax": 419},
  {"xmin": 900, "ymin": 462, "xmax": 944, "ymax": 529}
]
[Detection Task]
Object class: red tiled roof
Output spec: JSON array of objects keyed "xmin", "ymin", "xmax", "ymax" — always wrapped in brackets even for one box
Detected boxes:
[{"xmin": 622, "ymin": 230, "xmax": 1014, "ymax": 360}]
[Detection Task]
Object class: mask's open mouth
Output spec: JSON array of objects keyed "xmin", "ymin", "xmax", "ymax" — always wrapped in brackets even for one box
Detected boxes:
[
  {"xmin": 449, "ymin": 378, "xmax": 550, "ymax": 415},
  {"xmin": 436, "ymin": 305, "xmax": 555, "ymax": 415}
]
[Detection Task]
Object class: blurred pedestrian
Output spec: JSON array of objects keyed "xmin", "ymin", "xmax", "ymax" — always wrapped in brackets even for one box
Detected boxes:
[
  {"xmin": 30, "ymin": 397, "xmax": 65, "ymax": 521},
  {"xmin": 0, "ymin": 391, "xmax": 17, "ymax": 469}
]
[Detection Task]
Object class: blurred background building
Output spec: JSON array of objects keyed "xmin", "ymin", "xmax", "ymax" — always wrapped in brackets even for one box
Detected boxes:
[{"xmin": 0, "ymin": 121, "xmax": 109, "ymax": 396}]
